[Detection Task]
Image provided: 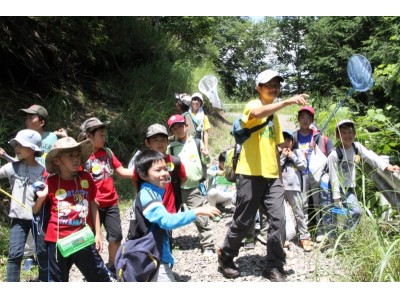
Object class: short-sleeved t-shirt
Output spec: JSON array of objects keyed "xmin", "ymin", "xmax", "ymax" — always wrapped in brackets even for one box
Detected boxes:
[
  {"xmin": 84, "ymin": 148, "xmax": 122, "ymax": 208},
  {"xmin": 235, "ymin": 99, "xmax": 284, "ymax": 178},
  {"xmin": 36, "ymin": 131, "xmax": 58, "ymax": 166},
  {"xmin": 44, "ymin": 171, "xmax": 96, "ymax": 242}
]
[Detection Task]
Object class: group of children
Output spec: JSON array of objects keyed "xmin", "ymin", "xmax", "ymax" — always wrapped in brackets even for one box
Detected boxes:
[
  {"xmin": 0, "ymin": 91, "xmax": 219, "ymax": 282},
  {"xmin": 1, "ymin": 76, "xmax": 399, "ymax": 282}
]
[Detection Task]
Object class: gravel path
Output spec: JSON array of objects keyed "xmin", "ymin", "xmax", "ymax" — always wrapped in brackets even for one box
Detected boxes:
[{"xmin": 68, "ymin": 113, "xmax": 344, "ymax": 282}]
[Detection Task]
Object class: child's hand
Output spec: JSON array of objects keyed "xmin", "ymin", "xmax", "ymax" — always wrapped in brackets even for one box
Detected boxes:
[
  {"xmin": 286, "ymin": 94, "xmax": 309, "ymax": 106},
  {"xmin": 36, "ymin": 185, "xmax": 48, "ymax": 202},
  {"xmin": 201, "ymin": 147, "xmax": 209, "ymax": 157},
  {"xmin": 54, "ymin": 128, "xmax": 68, "ymax": 138},
  {"xmin": 386, "ymin": 164, "xmax": 400, "ymax": 173},
  {"xmin": 281, "ymin": 148, "xmax": 291, "ymax": 157},
  {"xmin": 95, "ymin": 234, "xmax": 103, "ymax": 253},
  {"xmin": 194, "ymin": 206, "xmax": 221, "ymax": 218}
]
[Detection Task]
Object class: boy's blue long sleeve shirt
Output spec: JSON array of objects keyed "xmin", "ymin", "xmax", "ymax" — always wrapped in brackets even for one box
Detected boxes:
[{"xmin": 138, "ymin": 182, "xmax": 196, "ymax": 265}]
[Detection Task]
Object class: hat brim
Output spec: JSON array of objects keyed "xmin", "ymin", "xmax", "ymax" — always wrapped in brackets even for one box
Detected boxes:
[
  {"xmin": 45, "ymin": 139, "xmax": 93, "ymax": 174},
  {"xmin": 168, "ymin": 121, "xmax": 186, "ymax": 129},
  {"xmin": 336, "ymin": 120, "xmax": 355, "ymax": 130},
  {"xmin": 146, "ymin": 132, "xmax": 169, "ymax": 138},
  {"xmin": 18, "ymin": 108, "xmax": 37, "ymax": 115},
  {"xmin": 9, "ymin": 138, "xmax": 43, "ymax": 156},
  {"xmin": 85, "ymin": 121, "xmax": 110, "ymax": 132}
]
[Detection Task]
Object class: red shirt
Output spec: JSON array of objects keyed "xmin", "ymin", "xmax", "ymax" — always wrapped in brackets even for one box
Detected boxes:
[
  {"xmin": 132, "ymin": 154, "xmax": 186, "ymax": 213},
  {"xmin": 85, "ymin": 148, "xmax": 122, "ymax": 208},
  {"xmin": 44, "ymin": 171, "xmax": 97, "ymax": 242}
]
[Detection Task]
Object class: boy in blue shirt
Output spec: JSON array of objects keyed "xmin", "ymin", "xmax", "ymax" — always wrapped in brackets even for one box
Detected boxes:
[{"xmin": 134, "ymin": 149, "xmax": 220, "ymax": 281}]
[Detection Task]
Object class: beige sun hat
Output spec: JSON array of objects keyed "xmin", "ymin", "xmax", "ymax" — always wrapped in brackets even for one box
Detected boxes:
[{"xmin": 45, "ymin": 137, "xmax": 93, "ymax": 174}]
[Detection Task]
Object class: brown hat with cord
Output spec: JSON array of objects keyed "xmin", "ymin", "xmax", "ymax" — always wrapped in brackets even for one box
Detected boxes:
[{"xmin": 45, "ymin": 137, "xmax": 93, "ymax": 174}]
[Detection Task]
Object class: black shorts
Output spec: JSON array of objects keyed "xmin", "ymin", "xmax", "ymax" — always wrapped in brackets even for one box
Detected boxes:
[{"xmin": 98, "ymin": 205, "xmax": 123, "ymax": 242}]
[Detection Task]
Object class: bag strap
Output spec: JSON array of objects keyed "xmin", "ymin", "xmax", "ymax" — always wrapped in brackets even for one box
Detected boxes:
[
  {"xmin": 104, "ymin": 147, "xmax": 114, "ymax": 171},
  {"xmin": 247, "ymin": 114, "xmax": 273, "ymax": 135}
]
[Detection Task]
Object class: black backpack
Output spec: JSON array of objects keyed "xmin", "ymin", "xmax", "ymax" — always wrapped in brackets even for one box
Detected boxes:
[{"xmin": 115, "ymin": 189, "xmax": 165, "ymax": 282}]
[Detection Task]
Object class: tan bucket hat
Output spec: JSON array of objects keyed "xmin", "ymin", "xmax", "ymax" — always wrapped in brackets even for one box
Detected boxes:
[
  {"xmin": 45, "ymin": 137, "xmax": 93, "ymax": 174},
  {"xmin": 80, "ymin": 117, "xmax": 110, "ymax": 133}
]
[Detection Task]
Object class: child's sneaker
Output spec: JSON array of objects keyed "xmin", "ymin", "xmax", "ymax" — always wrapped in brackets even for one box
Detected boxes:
[
  {"xmin": 23, "ymin": 256, "xmax": 36, "ymax": 271},
  {"xmin": 216, "ymin": 204, "xmax": 227, "ymax": 217},
  {"xmin": 212, "ymin": 215, "xmax": 221, "ymax": 222},
  {"xmin": 243, "ymin": 237, "xmax": 255, "ymax": 250},
  {"xmin": 203, "ymin": 247, "xmax": 216, "ymax": 257}
]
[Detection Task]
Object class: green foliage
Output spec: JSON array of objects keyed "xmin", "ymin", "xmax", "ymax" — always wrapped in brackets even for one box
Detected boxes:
[{"xmin": 335, "ymin": 212, "xmax": 400, "ymax": 282}]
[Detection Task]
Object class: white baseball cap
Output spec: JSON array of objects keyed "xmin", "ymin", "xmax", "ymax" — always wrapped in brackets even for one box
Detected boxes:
[{"xmin": 256, "ymin": 69, "xmax": 284, "ymax": 86}]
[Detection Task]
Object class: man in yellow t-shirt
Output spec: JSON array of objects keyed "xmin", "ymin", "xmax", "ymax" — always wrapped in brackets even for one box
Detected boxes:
[{"xmin": 217, "ymin": 69, "xmax": 309, "ymax": 282}]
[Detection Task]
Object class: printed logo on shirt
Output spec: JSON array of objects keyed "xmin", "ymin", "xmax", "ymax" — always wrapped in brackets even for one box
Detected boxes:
[
  {"xmin": 167, "ymin": 162, "xmax": 175, "ymax": 172},
  {"xmin": 260, "ymin": 125, "xmax": 275, "ymax": 140}
]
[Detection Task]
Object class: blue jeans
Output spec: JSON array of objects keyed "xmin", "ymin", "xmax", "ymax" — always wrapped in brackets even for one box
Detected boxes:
[
  {"xmin": 341, "ymin": 188, "xmax": 361, "ymax": 229},
  {"xmin": 7, "ymin": 218, "xmax": 31, "ymax": 281},
  {"xmin": 7, "ymin": 217, "xmax": 48, "ymax": 282}
]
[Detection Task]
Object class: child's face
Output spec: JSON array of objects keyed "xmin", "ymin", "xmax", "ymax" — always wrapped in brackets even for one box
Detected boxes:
[
  {"xmin": 145, "ymin": 134, "xmax": 168, "ymax": 154},
  {"xmin": 142, "ymin": 159, "xmax": 169, "ymax": 189},
  {"xmin": 24, "ymin": 114, "xmax": 44, "ymax": 132},
  {"xmin": 218, "ymin": 161, "xmax": 225, "ymax": 170},
  {"xmin": 88, "ymin": 128, "xmax": 106, "ymax": 149},
  {"xmin": 298, "ymin": 111, "xmax": 314, "ymax": 130},
  {"xmin": 255, "ymin": 78, "xmax": 281, "ymax": 103},
  {"xmin": 170, "ymin": 123, "xmax": 187, "ymax": 140},
  {"xmin": 54, "ymin": 150, "xmax": 82, "ymax": 174},
  {"xmin": 13, "ymin": 142, "xmax": 35, "ymax": 160},
  {"xmin": 191, "ymin": 98, "xmax": 201, "ymax": 113},
  {"xmin": 337, "ymin": 126, "xmax": 356, "ymax": 148},
  {"xmin": 281, "ymin": 137, "xmax": 293, "ymax": 149}
]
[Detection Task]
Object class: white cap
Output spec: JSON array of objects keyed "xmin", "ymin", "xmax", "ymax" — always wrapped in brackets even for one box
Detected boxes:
[
  {"xmin": 191, "ymin": 92, "xmax": 203, "ymax": 102},
  {"xmin": 256, "ymin": 69, "xmax": 284, "ymax": 86}
]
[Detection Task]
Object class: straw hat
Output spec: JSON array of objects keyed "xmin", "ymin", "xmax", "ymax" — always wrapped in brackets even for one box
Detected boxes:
[{"xmin": 45, "ymin": 137, "xmax": 93, "ymax": 174}]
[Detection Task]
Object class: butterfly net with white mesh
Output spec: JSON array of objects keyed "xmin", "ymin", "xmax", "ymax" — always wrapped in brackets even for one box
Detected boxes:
[{"xmin": 198, "ymin": 75, "xmax": 222, "ymax": 109}]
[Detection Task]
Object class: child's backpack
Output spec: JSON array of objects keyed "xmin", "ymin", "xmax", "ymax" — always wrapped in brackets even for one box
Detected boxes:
[
  {"xmin": 224, "ymin": 144, "xmax": 241, "ymax": 183},
  {"xmin": 224, "ymin": 115, "xmax": 273, "ymax": 182},
  {"xmin": 115, "ymin": 190, "xmax": 165, "ymax": 282}
]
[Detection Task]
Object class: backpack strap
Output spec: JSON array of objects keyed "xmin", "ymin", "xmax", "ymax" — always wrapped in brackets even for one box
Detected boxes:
[
  {"xmin": 248, "ymin": 114, "xmax": 274, "ymax": 135},
  {"xmin": 104, "ymin": 147, "xmax": 114, "ymax": 171},
  {"xmin": 195, "ymin": 138, "xmax": 202, "ymax": 159},
  {"xmin": 335, "ymin": 142, "xmax": 358, "ymax": 163}
]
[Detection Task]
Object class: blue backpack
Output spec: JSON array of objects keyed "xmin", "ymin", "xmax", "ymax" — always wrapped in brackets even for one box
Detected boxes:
[
  {"xmin": 231, "ymin": 115, "xmax": 273, "ymax": 145},
  {"xmin": 115, "ymin": 190, "xmax": 165, "ymax": 282}
]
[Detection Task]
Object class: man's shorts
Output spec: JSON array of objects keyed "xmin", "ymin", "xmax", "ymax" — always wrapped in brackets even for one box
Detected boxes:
[{"xmin": 98, "ymin": 205, "xmax": 123, "ymax": 242}]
